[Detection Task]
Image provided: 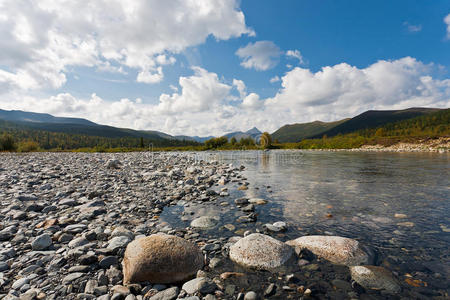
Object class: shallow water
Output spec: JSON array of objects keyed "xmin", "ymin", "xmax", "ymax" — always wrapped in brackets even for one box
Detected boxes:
[{"xmin": 161, "ymin": 150, "xmax": 450, "ymax": 298}]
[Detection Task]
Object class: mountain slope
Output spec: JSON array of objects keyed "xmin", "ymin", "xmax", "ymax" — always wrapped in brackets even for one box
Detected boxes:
[
  {"xmin": 0, "ymin": 109, "xmax": 97, "ymax": 126},
  {"xmin": 271, "ymin": 119, "xmax": 348, "ymax": 143},
  {"xmin": 0, "ymin": 109, "xmax": 203, "ymax": 148},
  {"xmin": 224, "ymin": 127, "xmax": 262, "ymax": 141},
  {"xmin": 310, "ymin": 107, "xmax": 442, "ymax": 138},
  {"xmin": 175, "ymin": 135, "xmax": 214, "ymax": 142}
]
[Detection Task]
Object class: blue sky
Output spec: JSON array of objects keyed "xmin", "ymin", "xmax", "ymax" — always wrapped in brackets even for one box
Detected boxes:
[{"xmin": 1, "ymin": 0, "xmax": 449, "ymax": 135}]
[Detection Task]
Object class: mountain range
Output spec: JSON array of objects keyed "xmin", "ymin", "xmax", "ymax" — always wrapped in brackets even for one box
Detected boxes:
[
  {"xmin": 224, "ymin": 127, "xmax": 262, "ymax": 141},
  {"xmin": 0, "ymin": 107, "xmax": 446, "ymax": 146},
  {"xmin": 271, "ymin": 107, "xmax": 443, "ymax": 143}
]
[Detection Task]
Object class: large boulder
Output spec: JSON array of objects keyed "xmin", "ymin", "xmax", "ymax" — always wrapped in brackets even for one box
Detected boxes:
[
  {"xmin": 286, "ymin": 235, "xmax": 372, "ymax": 266},
  {"xmin": 122, "ymin": 234, "xmax": 204, "ymax": 284},
  {"xmin": 350, "ymin": 266, "xmax": 401, "ymax": 293},
  {"xmin": 229, "ymin": 233, "xmax": 294, "ymax": 270}
]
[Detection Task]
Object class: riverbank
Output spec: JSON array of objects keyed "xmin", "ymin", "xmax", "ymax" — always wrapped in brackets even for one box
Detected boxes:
[
  {"xmin": 0, "ymin": 152, "xmax": 448, "ymax": 299},
  {"xmin": 356, "ymin": 137, "xmax": 450, "ymax": 152}
]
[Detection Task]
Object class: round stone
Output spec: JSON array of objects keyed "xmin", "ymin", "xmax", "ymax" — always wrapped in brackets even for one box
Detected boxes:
[
  {"xmin": 350, "ymin": 265, "xmax": 401, "ymax": 293},
  {"xmin": 286, "ymin": 235, "xmax": 372, "ymax": 266},
  {"xmin": 122, "ymin": 234, "xmax": 204, "ymax": 284},
  {"xmin": 190, "ymin": 216, "xmax": 218, "ymax": 229},
  {"xmin": 229, "ymin": 233, "xmax": 294, "ymax": 270}
]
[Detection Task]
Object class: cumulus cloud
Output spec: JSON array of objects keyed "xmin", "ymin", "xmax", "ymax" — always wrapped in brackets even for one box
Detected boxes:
[
  {"xmin": 266, "ymin": 57, "xmax": 450, "ymax": 123},
  {"xmin": 286, "ymin": 49, "xmax": 305, "ymax": 64},
  {"xmin": 0, "ymin": 0, "xmax": 253, "ymax": 92},
  {"xmin": 155, "ymin": 67, "xmax": 232, "ymax": 114},
  {"xmin": 1, "ymin": 58, "xmax": 449, "ymax": 136},
  {"xmin": 242, "ymin": 93, "xmax": 263, "ymax": 110},
  {"xmin": 445, "ymin": 14, "xmax": 450, "ymax": 39},
  {"xmin": 236, "ymin": 41, "xmax": 282, "ymax": 71}
]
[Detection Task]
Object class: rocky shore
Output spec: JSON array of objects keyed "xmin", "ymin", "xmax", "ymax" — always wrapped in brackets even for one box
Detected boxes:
[
  {"xmin": 356, "ymin": 137, "xmax": 450, "ymax": 153},
  {"xmin": 0, "ymin": 152, "xmax": 445, "ymax": 299}
]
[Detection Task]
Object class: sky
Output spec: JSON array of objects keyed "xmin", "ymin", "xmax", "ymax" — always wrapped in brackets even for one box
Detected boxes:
[{"xmin": 0, "ymin": 0, "xmax": 449, "ymax": 136}]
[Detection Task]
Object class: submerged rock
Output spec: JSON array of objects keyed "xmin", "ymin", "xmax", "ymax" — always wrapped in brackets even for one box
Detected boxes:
[
  {"xmin": 229, "ymin": 233, "xmax": 294, "ymax": 270},
  {"xmin": 350, "ymin": 265, "xmax": 401, "ymax": 293},
  {"xmin": 286, "ymin": 235, "xmax": 372, "ymax": 266},
  {"xmin": 190, "ymin": 216, "xmax": 218, "ymax": 229},
  {"xmin": 122, "ymin": 234, "xmax": 204, "ymax": 284}
]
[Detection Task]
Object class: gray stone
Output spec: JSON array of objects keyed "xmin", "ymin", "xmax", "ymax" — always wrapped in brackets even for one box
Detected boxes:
[
  {"xmin": 229, "ymin": 233, "xmax": 294, "ymax": 270},
  {"xmin": 350, "ymin": 265, "xmax": 401, "ymax": 293},
  {"xmin": 63, "ymin": 272, "xmax": 84, "ymax": 284},
  {"xmin": 190, "ymin": 216, "xmax": 218, "ymax": 229},
  {"xmin": 12, "ymin": 277, "xmax": 30, "ymax": 290},
  {"xmin": 99, "ymin": 256, "xmax": 119, "ymax": 268},
  {"xmin": 286, "ymin": 235, "xmax": 372, "ymax": 266},
  {"xmin": 244, "ymin": 291, "xmax": 257, "ymax": 300},
  {"xmin": 108, "ymin": 236, "xmax": 132, "ymax": 251},
  {"xmin": 0, "ymin": 261, "xmax": 10, "ymax": 272},
  {"xmin": 68, "ymin": 237, "xmax": 89, "ymax": 248},
  {"xmin": 149, "ymin": 287, "xmax": 179, "ymax": 300},
  {"xmin": 182, "ymin": 277, "xmax": 215, "ymax": 295}
]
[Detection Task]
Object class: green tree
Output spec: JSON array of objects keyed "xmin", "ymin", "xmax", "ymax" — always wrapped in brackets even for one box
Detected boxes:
[
  {"xmin": 0, "ymin": 133, "xmax": 17, "ymax": 151},
  {"xmin": 139, "ymin": 137, "xmax": 144, "ymax": 148},
  {"xmin": 204, "ymin": 136, "xmax": 228, "ymax": 149},
  {"xmin": 375, "ymin": 128, "xmax": 386, "ymax": 137},
  {"xmin": 230, "ymin": 137, "xmax": 237, "ymax": 145}
]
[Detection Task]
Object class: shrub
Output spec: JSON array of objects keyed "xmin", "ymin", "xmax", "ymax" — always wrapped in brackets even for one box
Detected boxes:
[
  {"xmin": 18, "ymin": 140, "xmax": 40, "ymax": 152},
  {"xmin": 204, "ymin": 137, "xmax": 228, "ymax": 149},
  {"xmin": 0, "ymin": 133, "xmax": 17, "ymax": 151}
]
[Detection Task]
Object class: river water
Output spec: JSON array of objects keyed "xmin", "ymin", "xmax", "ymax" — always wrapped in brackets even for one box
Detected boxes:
[{"xmin": 162, "ymin": 150, "xmax": 450, "ymax": 299}]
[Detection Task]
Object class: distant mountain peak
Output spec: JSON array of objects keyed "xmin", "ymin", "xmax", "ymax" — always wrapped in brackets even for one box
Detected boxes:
[{"xmin": 245, "ymin": 127, "xmax": 262, "ymax": 135}]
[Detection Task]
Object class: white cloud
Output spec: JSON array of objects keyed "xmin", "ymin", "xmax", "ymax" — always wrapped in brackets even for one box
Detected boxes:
[
  {"xmin": 0, "ymin": 0, "xmax": 253, "ymax": 92},
  {"xmin": 445, "ymin": 14, "xmax": 450, "ymax": 39},
  {"xmin": 233, "ymin": 79, "xmax": 247, "ymax": 98},
  {"xmin": 155, "ymin": 67, "xmax": 232, "ymax": 114},
  {"xmin": 266, "ymin": 57, "xmax": 450, "ymax": 124},
  {"xmin": 1, "ymin": 58, "xmax": 449, "ymax": 137},
  {"xmin": 270, "ymin": 76, "xmax": 280, "ymax": 83},
  {"xmin": 137, "ymin": 67, "xmax": 164, "ymax": 84},
  {"xmin": 236, "ymin": 41, "xmax": 282, "ymax": 71},
  {"xmin": 242, "ymin": 93, "xmax": 263, "ymax": 110},
  {"xmin": 286, "ymin": 49, "xmax": 304, "ymax": 64}
]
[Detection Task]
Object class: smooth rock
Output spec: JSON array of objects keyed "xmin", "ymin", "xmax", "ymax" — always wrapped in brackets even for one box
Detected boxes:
[
  {"xmin": 69, "ymin": 237, "xmax": 89, "ymax": 248},
  {"xmin": 108, "ymin": 236, "xmax": 132, "ymax": 251},
  {"xmin": 99, "ymin": 256, "xmax": 119, "ymax": 268},
  {"xmin": 63, "ymin": 272, "xmax": 85, "ymax": 284},
  {"xmin": 190, "ymin": 216, "xmax": 218, "ymax": 229},
  {"xmin": 229, "ymin": 233, "xmax": 294, "ymax": 270},
  {"xmin": 244, "ymin": 291, "xmax": 258, "ymax": 300},
  {"xmin": 0, "ymin": 261, "xmax": 9, "ymax": 272},
  {"xmin": 122, "ymin": 234, "xmax": 204, "ymax": 284},
  {"xmin": 286, "ymin": 235, "xmax": 372, "ymax": 266},
  {"xmin": 350, "ymin": 265, "xmax": 401, "ymax": 293},
  {"xmin": 12, "ymin": 277, "xmax": 30, "ymax": 290},
  {"xmin": 148, "ymin": 287, "xmax": 179, "ymax": 300},
  {"xmin": 182, "ymin": 277, "xmax": 215, "ymax": 295}
]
